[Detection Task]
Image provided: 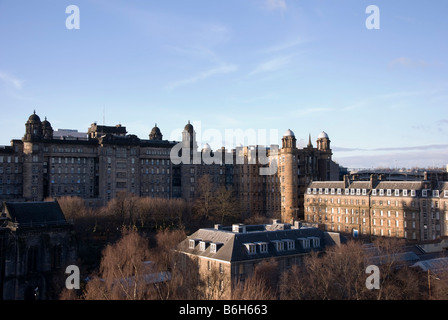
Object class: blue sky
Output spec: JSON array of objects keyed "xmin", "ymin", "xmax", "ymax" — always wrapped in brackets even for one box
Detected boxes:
[{"xmin": 0, "ymin": 0, "xmax": 447, "ymax": 169}]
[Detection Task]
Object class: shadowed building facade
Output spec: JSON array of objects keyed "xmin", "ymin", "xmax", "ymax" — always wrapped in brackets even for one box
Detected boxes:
[{"xmin": 0, "ymin": 112, "xmax": 340, "ymax": 222}]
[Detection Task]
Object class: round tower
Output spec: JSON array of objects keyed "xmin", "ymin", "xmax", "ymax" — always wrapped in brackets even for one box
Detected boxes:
[
  {"xmin": 23, "ymin": 110, "xmax": 43, "ymax": 141},
  {"xmin": 280, "ymin": 129, "xmax": 298, "ymax": 224},
  {"xmin": 42, "ymin": 117, "xmax": 54, "ymax": 140},
  {"xmin": 317, "ymin": 131, "xmax": 330, "ymax": 151}
]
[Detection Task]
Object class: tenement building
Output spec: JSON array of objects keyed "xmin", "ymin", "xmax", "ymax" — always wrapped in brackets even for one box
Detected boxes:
[
  {"xmin": 0, "ymin": 111, "xmax": 340, "ymax": 222},
  {"xmin": 304, "ymin": 175, "xmax": 448, "ymax": 241},
  {"xmin": 175, "ymin": 219, "xmax": 343, "ymax": 299}
]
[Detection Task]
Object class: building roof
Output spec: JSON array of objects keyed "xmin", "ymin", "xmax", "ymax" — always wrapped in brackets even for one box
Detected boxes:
[
  {"xmin": 176, "ymin": 221, "xmax": 337, "ymax": 263},
  {"xmin": 283, "ymin": 129, "xmax": 295, "ymax": 137},
  {"xmin": 412, "ymin": 257, "xmax": 448, "ymax": 273},
  {"xmin": 318, "ymin": 131, "xmax": 329, "ymax": 139},
  {"xmin": 2, "ymin": 201, "xmax": 68, "ymax": 227}
]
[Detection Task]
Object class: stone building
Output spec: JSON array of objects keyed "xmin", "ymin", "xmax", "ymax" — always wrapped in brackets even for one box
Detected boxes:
[
  {"xmin": 0, "ymin": 111, "xmax": 339, "ymax": 221},
  {"xmin": 304, "ymin": 175, "xmax": 448, "ymax": 241},
  {"xmin": 0, "ymin": 201, "xmax": 77, "ymax": 300},
  {"xmin": 175, "ymin": 219, "xmax": 343, "ymax": 299}
]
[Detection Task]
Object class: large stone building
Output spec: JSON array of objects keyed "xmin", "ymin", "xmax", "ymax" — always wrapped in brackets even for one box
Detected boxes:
[
  {"xmin": 304, "ymin": 175, "xmax": 448, "ymax": 241},
  {"xmin": 0, "ymin": 201, "xmax": 77, "ymax": 300},
  {"xmin": 175, "ymin": 219, "xmax": 343, "ymax": 299},
  {"xmin": 0, "ymin": 111, "xmax": 339, "ymax": 222}
]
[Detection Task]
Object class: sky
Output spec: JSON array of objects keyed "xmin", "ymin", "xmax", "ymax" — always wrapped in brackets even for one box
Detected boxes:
[{"xmin": 0, "ymin": 0, "xmax": 447, "ymax": 169}]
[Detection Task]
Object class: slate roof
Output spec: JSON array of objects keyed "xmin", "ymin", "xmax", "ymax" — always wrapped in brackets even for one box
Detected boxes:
[
  {"xmin": 3, "ymin": 201, "xmax": 68, "ymax": 227},
  {"xmin": 176, "ymin": 222, "xmax": 332, "ymax": 263}
]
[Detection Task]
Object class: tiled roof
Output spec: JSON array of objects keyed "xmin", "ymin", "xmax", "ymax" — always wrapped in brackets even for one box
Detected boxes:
[{"xmin": 176, "ymin": 222, "xmax": 334, "ymax": 263}]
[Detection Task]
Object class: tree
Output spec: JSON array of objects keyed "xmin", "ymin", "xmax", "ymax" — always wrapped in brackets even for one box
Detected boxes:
[
  {"xmin": 83, "ymin": 227, "xmax": 155, "ymax": 300},
  {"xmin": 193, "ymin": 175, "xmax": 216, "ymax": 222},
  {"xmin": 212, "ymin": 186, "xmax": 241, "ymax": 225},
  {"xmin": 232, "ymin": 259, "xmax": 278, "ymax": 300}
]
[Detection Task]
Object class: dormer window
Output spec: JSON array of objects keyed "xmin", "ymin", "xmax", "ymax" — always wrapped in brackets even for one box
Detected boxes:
[
  {"xmin": 199, "ymin": 241, "xmax": 210, "ymax": 251},
  {"xmin": 256, "ymin": 242, "xmax": 268, "ymax": 253},
  {"xmin": 244, "ymin": 243, "xmax": 256, "ymax": 255},
  {"xmin": 189, "ymin": 239, "xmax": 200, "ymax": 249},
  {"xmin": 210, "ymin": 242, "xmax": 223, "ymax": 253},
  {"xmin": 272, "ymin": 240, "xmax": 284, "ymax": 252},
  {"xmin": 298, "ymin": 238, "xmax": 310, "ymax": 249},
  {"xmin": 283, "ymin": 239, "xmax": 295, "ymax": 250}
]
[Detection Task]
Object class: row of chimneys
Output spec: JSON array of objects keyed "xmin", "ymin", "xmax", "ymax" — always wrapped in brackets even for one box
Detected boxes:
[{"xmin": 214, "ymin": 219, "xmax": 304, "ymax": 233}]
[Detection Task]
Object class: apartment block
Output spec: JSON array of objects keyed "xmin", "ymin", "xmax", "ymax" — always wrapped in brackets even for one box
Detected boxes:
[{"xmin": 304, "ymin": 175, "xmax": 448, "ymax": 241}]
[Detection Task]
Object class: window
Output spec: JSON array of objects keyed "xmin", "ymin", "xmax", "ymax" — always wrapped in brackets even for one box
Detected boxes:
[
  {"xmin": 362, "ymin": 189, "xmax": 367, "ymax": 195},
  {"xmin": 272, "ymin": 240, "xmax": 284, "ymax": 252},
  {"xmin": 387, "ymin": 189, "xmax": 392, "ymax": 196},
  {"xmin": 284, "ymin": 239, "xmax": 295, "ymax": 250},
  {"xmin": 411, "ymin": 190, "xmax": 416, "ymax": 197},
  {"xmin": 244, "ymin": 243, "xmax": 256, "ymax": 255},
  {"xmin": 256, "ymin": 242, "xmax": 268, "ymax": 253},
  {"xmin": 379, "ymin": 189, "xmax": 384, "ymax": 196},
  {"xmin": 433, "ymin": 190, "xmax": 439, "ymax": 197},
  {"xmin": 311, "ymin": 237, "xmax": 320, "ymax": 248},
  {"xmin": 298, "ymin": 238, "xmax": 310, "ymax": 249},
  {"xmin": 372, "ymin": 189, "xmax": 377, "ymax": 196},
  {"xmin": 422, "ymin": 190, "xmax": 428, "ymax": 197},
  {"xmin": 403, "ymin": 190, "xmax": 408, "ymax": 197},
  {"xmin": 395, "ymin": 189, "xmax": 400, "ymax": 196},
  {"xmin": 199, "ymin": 241, "xmax": 209, "ymax": 251}
]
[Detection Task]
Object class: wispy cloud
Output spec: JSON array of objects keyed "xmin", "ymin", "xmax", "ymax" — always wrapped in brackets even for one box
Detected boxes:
[
  {"xmin": 259, "ymin": 37, "xmax": 308, "ymax": 54},
  {"xmin": 167, "ymin": 64, "xmax": 238, "ymax": 90},
  {"xmin": 249, "ymin": 55, "xmax": 293, "ymax": 76},
  {"xmin": 0, "ymin": 71, "xmax": 23, "ymax": 89}
]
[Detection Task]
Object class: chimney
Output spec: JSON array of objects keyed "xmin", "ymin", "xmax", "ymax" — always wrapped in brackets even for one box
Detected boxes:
[
  {"xmin": 370, "ymin": 174, "xmax": 378, "ymax": 189},
  {"xmin": 293, "ymin": 221, "xmax": 302, "ymax": 229},
  {"xmin": 343, "ymin": 174, "xmax": 350, "ymax": 188},
  {"xmin": 214, "ymin": 224, "xmax": 222, "ymax": 230},
  {"xmin": 232, "ymin": 223, "xmax": 246, "ymax": 233}
]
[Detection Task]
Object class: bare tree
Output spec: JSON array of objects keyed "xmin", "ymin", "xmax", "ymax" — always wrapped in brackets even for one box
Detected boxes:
[
  {"xmin": 83, "ymin": 227, "xmax": 155, "ymax": 300},
  {"xmin": 193, "ymin": 175, "xmax": 216, "ymax": 222},
  {"xmin": 232, "ymin": 259, "xmax": 278, "ymax": 300},
  {"xmin": 212, "ymin": 186, "xmax": 241, "ymax": 225}
]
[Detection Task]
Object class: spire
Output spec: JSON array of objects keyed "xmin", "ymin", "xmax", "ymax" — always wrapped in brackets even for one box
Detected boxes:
[{"xmin": 307, "ymin": 134, "xmax": 313, "ymax": 148}]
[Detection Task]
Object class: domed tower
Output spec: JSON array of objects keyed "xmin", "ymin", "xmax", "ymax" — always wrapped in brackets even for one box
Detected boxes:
[
  {"xmin": 42, "ymin": 117, "xmax": 54, "ymax": 140},
  {"xmin": 149, "ymin": 123, "xmax": 163, "ymax": 141},
  {"xmin": 317, "ymin": 131, "xmax": 330, "ymax": 151},
  {"xmin": 279, "ymin": 129, "xmax": 298, "ymax": 224},
  {"xmin": 316, "ymin": 131, "xmax": 333, "ymax": 181},
  {"xmin": 23, "ymin": 110, "xmax": 43, "ymax": 141},
  {"xmin": 182, "ymin": 120, "xmax": 198, "ymax": 156}
]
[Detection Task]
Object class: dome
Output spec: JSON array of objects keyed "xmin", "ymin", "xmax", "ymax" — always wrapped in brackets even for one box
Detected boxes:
[
  {"xmin": 318, "ymin": 131, "xmax": 329, "ymax": 139},
  {"xmin": 42, "ymin": 116, "xmax": 51, "ymax": 127},
  {"xmin": 184, "ymin": 120, "xmax": 194, "ymax": 134},
  {"xmin": 28, "ymin": 111, "xmax": 41, "ymax": 123},
  {"xmin": 283, "ymin": 129, "xmax": 295, "ymax": 137},
  {"xmin": 150, "ymin": 125, "xmax": 161, "ymax": 135},
  {"xmin": 149, "ymin": 123, "xmax": 163, "ymax": 140}
]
